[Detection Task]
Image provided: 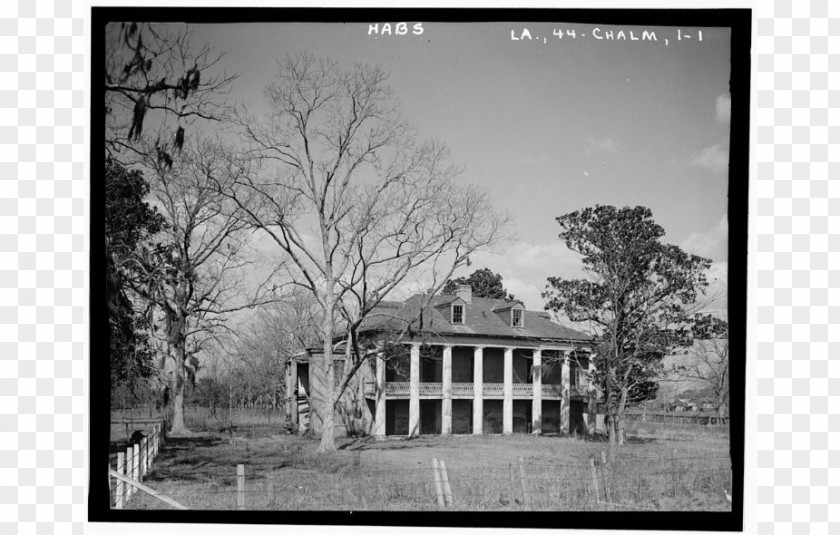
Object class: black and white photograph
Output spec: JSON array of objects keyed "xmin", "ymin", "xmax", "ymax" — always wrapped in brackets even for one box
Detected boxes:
[{"xmin": 94, "ymin": 7, "xmax": 749, "ymax": 529}]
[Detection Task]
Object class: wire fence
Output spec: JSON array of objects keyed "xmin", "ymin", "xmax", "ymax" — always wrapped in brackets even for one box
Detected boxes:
[{"xmin": 114, "ymin": 448, "xmax": 732, "ymax": 511}]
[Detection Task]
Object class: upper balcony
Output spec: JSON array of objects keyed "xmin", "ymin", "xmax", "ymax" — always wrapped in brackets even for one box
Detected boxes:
[{"xmin": 363, "ymin": 381, "xmax": 590, "ymax": 399}]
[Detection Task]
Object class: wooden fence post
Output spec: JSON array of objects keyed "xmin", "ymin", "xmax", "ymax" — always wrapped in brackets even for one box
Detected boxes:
[
  {"xmin": 439, "ymin": 460, "xmax": 453, "ymax": 507},
  {"xmin": 156, "ymin": 423, "xmax": 162, "ymax": 455},
  {"xmin": 431, "ymin": 458, "xmax": 445, "ymax": 508},
  {"xmin": 671, "ymin": 449, "xmax": 678, "ymax": 498},
  {"xmin": 508, "ymin": 463, "xmax": 517, "ymax": 504},
  {"xmin": 115, "ymin": 452, "xmax": 125, "ymax": 509},
  {"xmin": 141, "ymin": 436, "xmax": 148, "ymax": 478},
  {"xmin": 237, "ymin": 464, "xmax": 245, "ymax": 510},
  {"xmin": 588, "ymin": 457, "xmax": 600, "ymax": 504},
  {"xmin": 132, "ymin": 445, "xmax": 139, "ymax": 495},
  {"xmin": 517, "ymin": 456, "xmax": 529, "ymax": 508},
  {"xmin": 124, "ymin": 447, "xmax": 131, "ymax": 498},
  {"xmin": 126, "ymin": 445, "xmax": 132, "ymax": 491},
  {"xmin": 600, "ymin": 450, "xmax": 611, "ymax": 503}
]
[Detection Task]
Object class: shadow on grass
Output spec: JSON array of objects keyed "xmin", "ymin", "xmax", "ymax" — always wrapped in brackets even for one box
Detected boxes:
[{"xmin": 163, "ymin": 436, "xmax": 225, "ymax": 450}]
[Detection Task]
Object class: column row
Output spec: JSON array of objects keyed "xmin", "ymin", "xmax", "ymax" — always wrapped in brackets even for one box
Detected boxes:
[{"xmin": 372, "ymin": 344, "xmax": 576, "ymax": 437}]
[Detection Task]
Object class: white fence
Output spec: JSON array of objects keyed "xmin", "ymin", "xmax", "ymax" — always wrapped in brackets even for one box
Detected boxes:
[{"xmin": 110, "ymin": 422, "xmax": 164, "ymax": 509}]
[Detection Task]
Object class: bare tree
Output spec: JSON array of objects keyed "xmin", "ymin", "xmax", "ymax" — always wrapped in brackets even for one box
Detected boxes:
[
  {"xmin": 220, "ymin": 54, "xmax": 509, "ymax": 451},
  {"xmin": 234, "ymin": 290, "xmax": 322, "ymax": 418},
  {"xmin": 104, "ymin": 22, "xmax": 242, "ymax": 421},
  {"xmin": 122, "ymin": 138, "xmax": 282, "ymax": 435},
  {"xmin": 671, "ymin": 317, "xmax": 729, "ymax": 423}
]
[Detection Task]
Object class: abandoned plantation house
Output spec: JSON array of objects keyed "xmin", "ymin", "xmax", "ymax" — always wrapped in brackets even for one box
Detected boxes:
[{"xmin": 285, "ymin": 286, "xmax": 597, "ymax": 438}]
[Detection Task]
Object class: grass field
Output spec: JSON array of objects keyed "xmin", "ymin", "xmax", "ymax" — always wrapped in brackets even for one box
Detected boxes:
[{"xmin": 115, "ymin": 415, "xmax": 732, "ymax": 512}]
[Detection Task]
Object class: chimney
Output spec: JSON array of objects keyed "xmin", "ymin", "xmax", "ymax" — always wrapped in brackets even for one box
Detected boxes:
[{"xmin": 456, "ymin": 284, "xmax": 472, "ymax": 304}]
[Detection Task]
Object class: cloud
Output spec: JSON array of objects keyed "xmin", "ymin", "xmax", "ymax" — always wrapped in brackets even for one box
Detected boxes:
[
  {"xmin": 690, "ymin": 93, "xmax": 731, "ymax": 174},
  {"xmin": 469, "ymin": 240, "xmax": 586, "ymax": 309},
  {"xmin": 691, "ymin": 140, "xmax": 729, "ymax": 174},
  {"xmin": 585, "ymin": 135, "xmax": 618, "ymax": 155},
  {"xmin": 715, "ymin": 93, "xmax": 731, "ymax": 124},
  {"xmin": 680, "ymin": 215, "xmax": 728, "ymax": 261},
  {"xmin": 503, "ymin": 277, "xmax": 544, "ymax": 310}
]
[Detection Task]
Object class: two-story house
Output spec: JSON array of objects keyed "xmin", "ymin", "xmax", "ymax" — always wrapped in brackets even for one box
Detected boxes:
[{"xmin": 285, "ymin": 285, "xmax": 597, "ymax": 438}]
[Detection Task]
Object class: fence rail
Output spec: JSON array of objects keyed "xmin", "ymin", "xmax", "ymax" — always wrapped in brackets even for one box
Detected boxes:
[{"xmin": 625, "ymin": 411, "xmax": 728, "ymax": 425}]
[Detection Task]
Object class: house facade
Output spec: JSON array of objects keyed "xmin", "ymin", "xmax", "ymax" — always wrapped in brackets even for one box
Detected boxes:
[{"xmin": 285, "ymin": 285, "xmax": 597, "ymax": 438}]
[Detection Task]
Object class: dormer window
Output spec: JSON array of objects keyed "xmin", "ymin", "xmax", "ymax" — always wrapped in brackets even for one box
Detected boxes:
[
  {"xmin": 512, "ymin": 308, "xmax": 523, "ymax": 328},
  {"xmin": 452, "ymin": 304, "xmax": 464, "ymax": 324},
  {"xmin": 492, "ymin": 300, "xmax": 525, "ymax": 328}
]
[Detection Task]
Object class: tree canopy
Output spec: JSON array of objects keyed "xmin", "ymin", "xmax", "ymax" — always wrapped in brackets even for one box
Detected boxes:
[
  {"xmin": 105, "ymin": 158, "xmax": 165, "ymax": 388},
  {"xmin": 442, "ymin": 268, "xmax": 514, "ymax": 300},
  {"xmin": 543, "ymin": 205, "xmax": 712, "ymax": 451}
]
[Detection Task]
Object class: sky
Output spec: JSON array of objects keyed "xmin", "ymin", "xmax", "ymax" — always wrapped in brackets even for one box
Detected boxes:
[{"xmin": 187, "ymin": 20, "xmax": 731, "ymax": 313}]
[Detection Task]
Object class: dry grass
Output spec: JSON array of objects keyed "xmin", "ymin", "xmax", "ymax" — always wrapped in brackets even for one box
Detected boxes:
[
  {"xmin": 117, "ymin": 425, "xmax": 732, "ymax": 512},
  {"xmin": 625, "ymin": 419, "xmax": 730, "ymax": 440}
]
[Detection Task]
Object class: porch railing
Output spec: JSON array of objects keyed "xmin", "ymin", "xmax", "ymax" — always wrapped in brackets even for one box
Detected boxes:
[
  {"xmin": 541, "ymin": 384, "xmax": 563, "ymax": 397},
  {"xmin": 419, "ymin": 383, "xmax": 442, "ymax": 396},
  {"xmin": 483, "ymin": 383, "xmax": 504, "ymax": 396},
  {"xmin": 363, "ymin": 381, "xmax": 589, "ymax": 398},
  {"xmin": 452, "ymin": 383, "xmax": 475, "ymax": 396},
  {"xmin": 512, "ymin": 383, "xmax": 533, "ymax": 396}
]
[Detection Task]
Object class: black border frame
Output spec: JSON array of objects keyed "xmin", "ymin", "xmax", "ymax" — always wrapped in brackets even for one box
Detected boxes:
[{"xmin": 91, "ymin": 7, "xmax": 750, "ymax": 531}]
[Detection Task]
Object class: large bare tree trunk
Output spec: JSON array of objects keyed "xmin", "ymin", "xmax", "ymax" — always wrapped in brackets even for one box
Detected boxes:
[
  {"xmin": 605, "ymin": 353, "xmax": 617, "ymax": 462},
  {"xmin": 616, "ymin": 389, "xmax": 628, "ymax": 445},
  {"xmin": 165, "ymin": 310, "xmax": 191, "ymax": 436},
  {"xmin": 317, "ymin": 293, "xmax": 337, "ymax": 453}
]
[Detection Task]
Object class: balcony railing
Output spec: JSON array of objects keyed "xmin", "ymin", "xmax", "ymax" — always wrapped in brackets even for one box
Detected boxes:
[
  {"xmin": 512, "ymin": 383, "xmax": 533, "ymax": 396},
  {"xmin": 419, "ymin": 383, "xmax": 442, "ymax": 396},
  {"xmin": 452, "ymin": 383, "xmax": 475, "ymax": 396},
  {"xmin": 483, "ymin": 383, "xmax": 504, "ymax": 396},
  {"xmin": 387, "ymin": 382, "xmax": 411, "ymax": 395},
  {"xmin": 541, "ymin": 384, "xmax": 563, "ymax": 397},
  {"xmin": 362, "ymin": 381, "xmax": 589, "ymax": 398}
]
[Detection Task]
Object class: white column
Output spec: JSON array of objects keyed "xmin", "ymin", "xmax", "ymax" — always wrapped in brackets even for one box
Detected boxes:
[
  {"xmin": 409, "ymin": 343, "xmax": 420, "ymax": 437},
  {"xmin": 532, "ymin": 349, "xmax": 542, "ymax": 435},
  {"xmin": 289, "ymin": 359, "xmax": 298, "ymax": 425},
  {"xmin": 442, "ymin": 345, "xmax": 452, "ymax": 435},
  {"xmin": 473, "ymin": 346, "xmax": 483, "ymax": 435},
  {"xmin": 284, "ymin": 361, "xmax": 293, "ymax": 418},
  {"xmin": 561, "ymin": 351, "xmax": 571, "ymax": 435},
  {"xmin": 503, "ymin": 348, "xmax": 513, "ymax": 435},
  {"xmin": 373, "ymin": 356, "xmax": 386, "ymax": 438}
]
